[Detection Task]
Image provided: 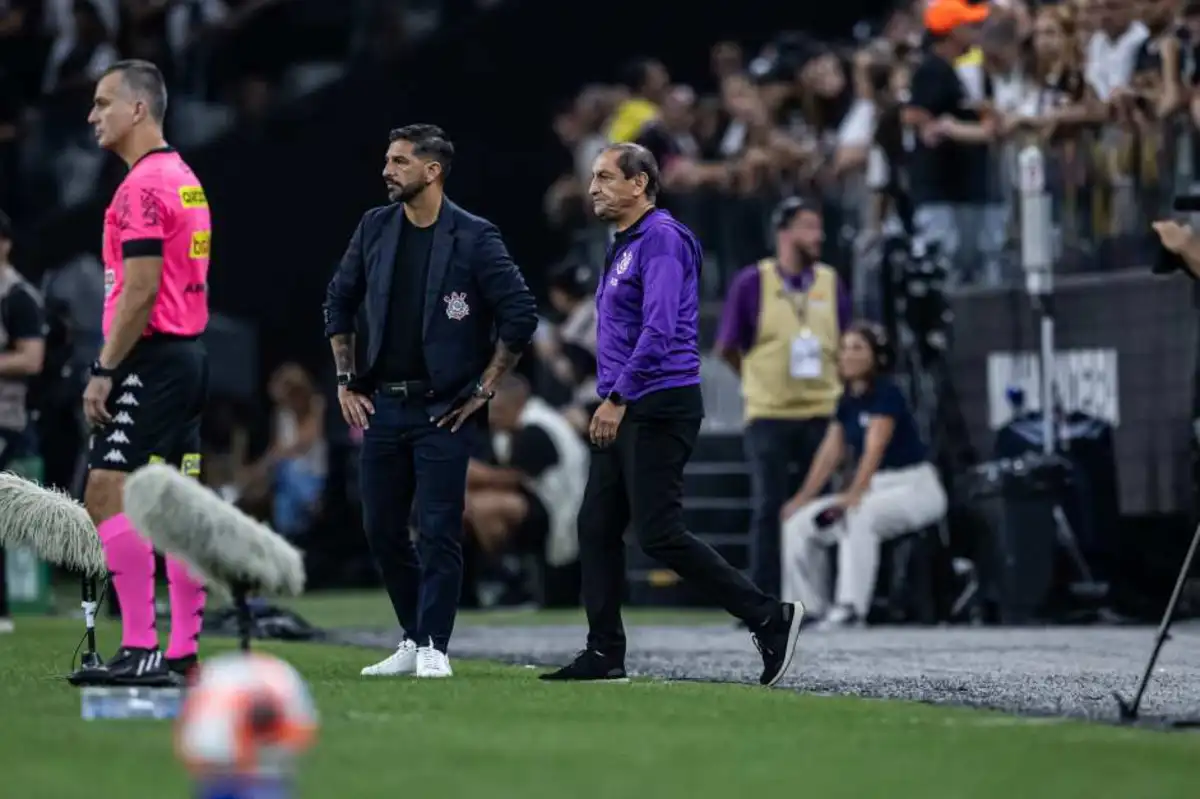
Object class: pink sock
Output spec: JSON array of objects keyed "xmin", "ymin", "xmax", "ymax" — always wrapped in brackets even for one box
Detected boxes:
[
  {"xmin": 166, "ymin": 558, "xmax": 207, "ymax": 659},
  {"xmin": 97, "ymin": 513, "xmax": 157, "ymax": 650}
]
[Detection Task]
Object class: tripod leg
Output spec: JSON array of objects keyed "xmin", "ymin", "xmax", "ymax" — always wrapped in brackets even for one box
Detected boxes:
[{"xmin": 1117, "ymin": 521, "xmax": 1200, "ymax": 720}]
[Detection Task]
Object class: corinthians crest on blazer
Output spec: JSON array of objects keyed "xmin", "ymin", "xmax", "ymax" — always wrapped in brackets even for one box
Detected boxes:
[{"xmin": 323, "ymin": 198, "xmax": 537, "ymax": 415}]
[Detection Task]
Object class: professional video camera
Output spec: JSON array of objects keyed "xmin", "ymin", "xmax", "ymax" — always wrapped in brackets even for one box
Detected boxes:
[{"xmin": 881, "ymin": 234, "xmax": 953, "ymax": 364}]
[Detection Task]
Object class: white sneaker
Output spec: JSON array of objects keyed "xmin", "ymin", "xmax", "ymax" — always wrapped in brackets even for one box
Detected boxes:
[
  {"xmin": 415, "ymin": 640, "xmax": 453, "ymax": 678},
  {"xmin": 0, "ymin": 618, "xmax": 13, "ymax": 634},
  {"xmin": 360, "ymin": 638, "xmax": 417, "ymax": 676}
]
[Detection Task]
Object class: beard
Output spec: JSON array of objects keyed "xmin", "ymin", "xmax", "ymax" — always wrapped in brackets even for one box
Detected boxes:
[
  {"xmin": 387, "ymin": 178, "xmax": 430, "ymax": 203},
  {"xmin": 794, "ymin": 243, "xmax": 820, "ymax": 266}
]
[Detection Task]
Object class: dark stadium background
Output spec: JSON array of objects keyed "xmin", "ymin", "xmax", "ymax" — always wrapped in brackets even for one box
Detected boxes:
[{"xmin": 20, "ymin": 0, "xmax": 890, "ymax": 433}]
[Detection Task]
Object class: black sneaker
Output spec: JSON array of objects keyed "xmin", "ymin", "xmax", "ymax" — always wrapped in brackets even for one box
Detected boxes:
[
  {"xmin": 167, "ymin": 654, "xmax": 199, "ymax": 682},
  {"xmin": 539, "ymin": 649, "xmax": 628, "ymax": 682},
  {"xmin": 104, "ymin": 647, "xmax": 182, "ymax": 688},
  {"xmin": 753, "ymin": 601, "xmax": 805, "ymax": 687}
]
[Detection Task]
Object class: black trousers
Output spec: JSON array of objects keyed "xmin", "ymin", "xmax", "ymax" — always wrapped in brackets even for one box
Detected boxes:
[
  {"xmin": 743, "ymin": 417, "xmax": 830, "ymax": 596},
  {"xmin": 580, "ymin": 385, "xmax": 774, "ymax": 656},
  {"xmin": 359, "ymin": 394, "xmax": 478, "ymax": 652}
]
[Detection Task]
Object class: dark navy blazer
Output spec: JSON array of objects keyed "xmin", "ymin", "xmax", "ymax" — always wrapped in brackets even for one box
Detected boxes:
[{"xmin": 323, "ymin": 199, "xmax": 537, "ymax": 413}]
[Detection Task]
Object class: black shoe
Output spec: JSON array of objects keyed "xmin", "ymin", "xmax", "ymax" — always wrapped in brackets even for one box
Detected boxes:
[
  {"xmin": 167, "ymin": 654, "xmax": 199, "ymax": 682},
  {"xmin": 539, "ymin": 649, "xmax": 628, "ymax": 682},
  {"xmin": 753, "ymin": 601, "xmax": 805, "ymax": 687},
  {"xmin": 104, "ymin": 647, "xmax": 182, "ymax": 688}
]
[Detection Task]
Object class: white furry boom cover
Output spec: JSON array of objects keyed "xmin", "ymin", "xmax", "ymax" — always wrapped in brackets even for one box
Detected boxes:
[
  {"xmin": 123, "ymin": 463, "xmax": 306, "ymax": 599},
  {"xmin": 0, "ymin": 471, "xmax": 106, "ymax": 575}
]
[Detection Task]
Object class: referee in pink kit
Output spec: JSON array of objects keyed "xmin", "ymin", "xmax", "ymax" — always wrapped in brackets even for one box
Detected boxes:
[{"xmin": 69, "ymin": 60, "xmax": 211, "ymax": 687}]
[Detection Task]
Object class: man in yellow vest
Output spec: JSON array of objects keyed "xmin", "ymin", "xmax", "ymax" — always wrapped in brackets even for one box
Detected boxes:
[{"xmin": 715, "ymin": 197, "xmax": 850, "ymax": 598}]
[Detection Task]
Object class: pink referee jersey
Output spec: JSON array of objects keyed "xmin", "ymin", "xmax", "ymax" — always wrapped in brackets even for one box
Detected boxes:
[{"xmin": 102, "ymin": 147, "xmax": 211, "ymax": 339}]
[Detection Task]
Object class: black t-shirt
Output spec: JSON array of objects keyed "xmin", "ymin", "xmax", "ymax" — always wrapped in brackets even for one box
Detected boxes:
[
  {"xmin": 1133, "ymin": 28, "xmax": 1184, "ymax": 84},
  {"xmin": 2, "ymin": 282, "xmax": 47, "ymax": 413},
  {"xmin": 907, "ymin": 51, "xmax": 989, "ymax": 205},
  {"xmin": 509, "ymin": 424, "xmax": 559, "ymax": 478},
  {"xmin": 3, "ymin": 284, "xmax": 45, "ymax": 343},
  {"xmin": 375, "ymin": 218, "xmax": 434, "ymax": 382}
]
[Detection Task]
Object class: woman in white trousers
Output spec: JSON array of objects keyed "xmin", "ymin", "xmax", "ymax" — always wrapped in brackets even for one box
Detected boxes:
[{"xmin": 780, "ymin": 323, "xmax": 947, "ymax": 629}]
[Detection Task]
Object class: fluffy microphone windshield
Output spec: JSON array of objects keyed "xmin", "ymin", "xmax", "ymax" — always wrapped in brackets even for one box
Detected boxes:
[
  {"xmin": 123, "ymin": 463, "xmax": 305, "ymax": 599},
  {"xmin": 0, "ymin": 471, "xmax": 106, "ymax": 576}
]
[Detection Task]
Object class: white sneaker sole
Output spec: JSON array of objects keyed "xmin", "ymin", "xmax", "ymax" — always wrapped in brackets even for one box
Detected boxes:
[
  {"xmin": 415, "ymin": 671, "xmax": 452, "ymax": 679},
  {"xmin": 361, "ymin": 660, "xmax": 416, "ymax": 677},
  {"xmin": 765, "ymin": 602, "xmax": 805, "ymax": 688},
  {"xmin": 361, "ymin": 669, "xmax": 416, "ymax": 677}
]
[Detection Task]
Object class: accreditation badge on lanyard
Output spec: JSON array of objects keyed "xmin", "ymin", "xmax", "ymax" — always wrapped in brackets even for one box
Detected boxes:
[
  {"xmin": 790, "ymin": 329, "xmax": 822, "ymax": 379},
  {"xmin": 783, "ymin": 280, "xmax": 822, "ymax": 380}
]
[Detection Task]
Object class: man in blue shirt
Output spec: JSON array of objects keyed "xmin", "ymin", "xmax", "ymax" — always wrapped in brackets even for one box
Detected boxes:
[{"xmin": 541, "ymin": 144, "xmax": 804, "ymax": 686}]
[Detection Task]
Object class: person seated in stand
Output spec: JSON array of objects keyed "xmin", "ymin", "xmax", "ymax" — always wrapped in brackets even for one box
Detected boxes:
[
  {"xmin": 780, "ymin": 322, "xmax": 948, "ymax": 630},
  {"xmin": 239, "ymin": 363, "xmax": 327, "ymax": 539},
  {"xmin": 464, "ymin": 374, "xmax": 588, "ymax": 606}
]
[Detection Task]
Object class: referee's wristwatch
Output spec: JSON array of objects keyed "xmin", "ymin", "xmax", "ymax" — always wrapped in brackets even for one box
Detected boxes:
[{"xmin": 89, "ymin": 360, "xmax": 116, "ymax": 379}]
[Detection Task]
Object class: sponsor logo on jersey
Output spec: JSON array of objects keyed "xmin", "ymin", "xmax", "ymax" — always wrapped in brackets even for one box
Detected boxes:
[
  {"xmin": 178, "ymin": 186, "xmax": 208, "ymax": 208},
  {"xmin": 190, "ymin": 230, "xmax": 211, "ymax": 259}
]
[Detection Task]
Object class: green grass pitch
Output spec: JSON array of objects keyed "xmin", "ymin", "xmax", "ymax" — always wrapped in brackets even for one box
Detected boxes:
[{"xmin": 1, "ymin": 592, "xmax": 1197, "ymax": 798}]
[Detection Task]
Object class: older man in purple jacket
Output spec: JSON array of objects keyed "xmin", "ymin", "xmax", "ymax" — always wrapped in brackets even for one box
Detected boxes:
[{"xmin": 540, "ymin": 143, "xmax": 804, "ymax": 687}]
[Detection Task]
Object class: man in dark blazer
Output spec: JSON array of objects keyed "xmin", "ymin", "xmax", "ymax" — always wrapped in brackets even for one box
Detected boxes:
[{"xmin": 323, "ymin": 124, "xmax": 537, "ymax": 678}]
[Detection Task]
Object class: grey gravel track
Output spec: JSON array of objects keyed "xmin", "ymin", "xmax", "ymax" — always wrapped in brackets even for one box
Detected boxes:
[{"xmin": 334, "ymin": 622, "xmax": 1200, "ymax": 725}]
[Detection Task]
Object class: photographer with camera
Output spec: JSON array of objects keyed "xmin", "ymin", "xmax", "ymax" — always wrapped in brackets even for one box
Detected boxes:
[{"xmin": 779, "ymin": 323, "xmax": 947, "ymax": 630}]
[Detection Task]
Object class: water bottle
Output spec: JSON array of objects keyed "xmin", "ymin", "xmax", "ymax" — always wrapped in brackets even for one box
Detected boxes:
[{"xmin": 80, "ymin": 686, "xmax": 184, "ymax": 720}]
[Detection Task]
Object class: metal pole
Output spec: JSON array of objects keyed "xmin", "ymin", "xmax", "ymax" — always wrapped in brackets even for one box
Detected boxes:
[{"xmin": 1018, "ymin": 145, "xmax": 1055, "ymax": 454}]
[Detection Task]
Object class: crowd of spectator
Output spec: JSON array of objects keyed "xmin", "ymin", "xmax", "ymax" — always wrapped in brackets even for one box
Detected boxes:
[
  {"xmin": 510, "ymin": 0, "xmax": 1200, "ymax": 612},
  {"xmin": 0, "ymin": 0, "xmax": 458, "ymax": 227},
  {"xmin": 545, "ymin": 0, "xmax": 1200, "ymax": 311}
]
